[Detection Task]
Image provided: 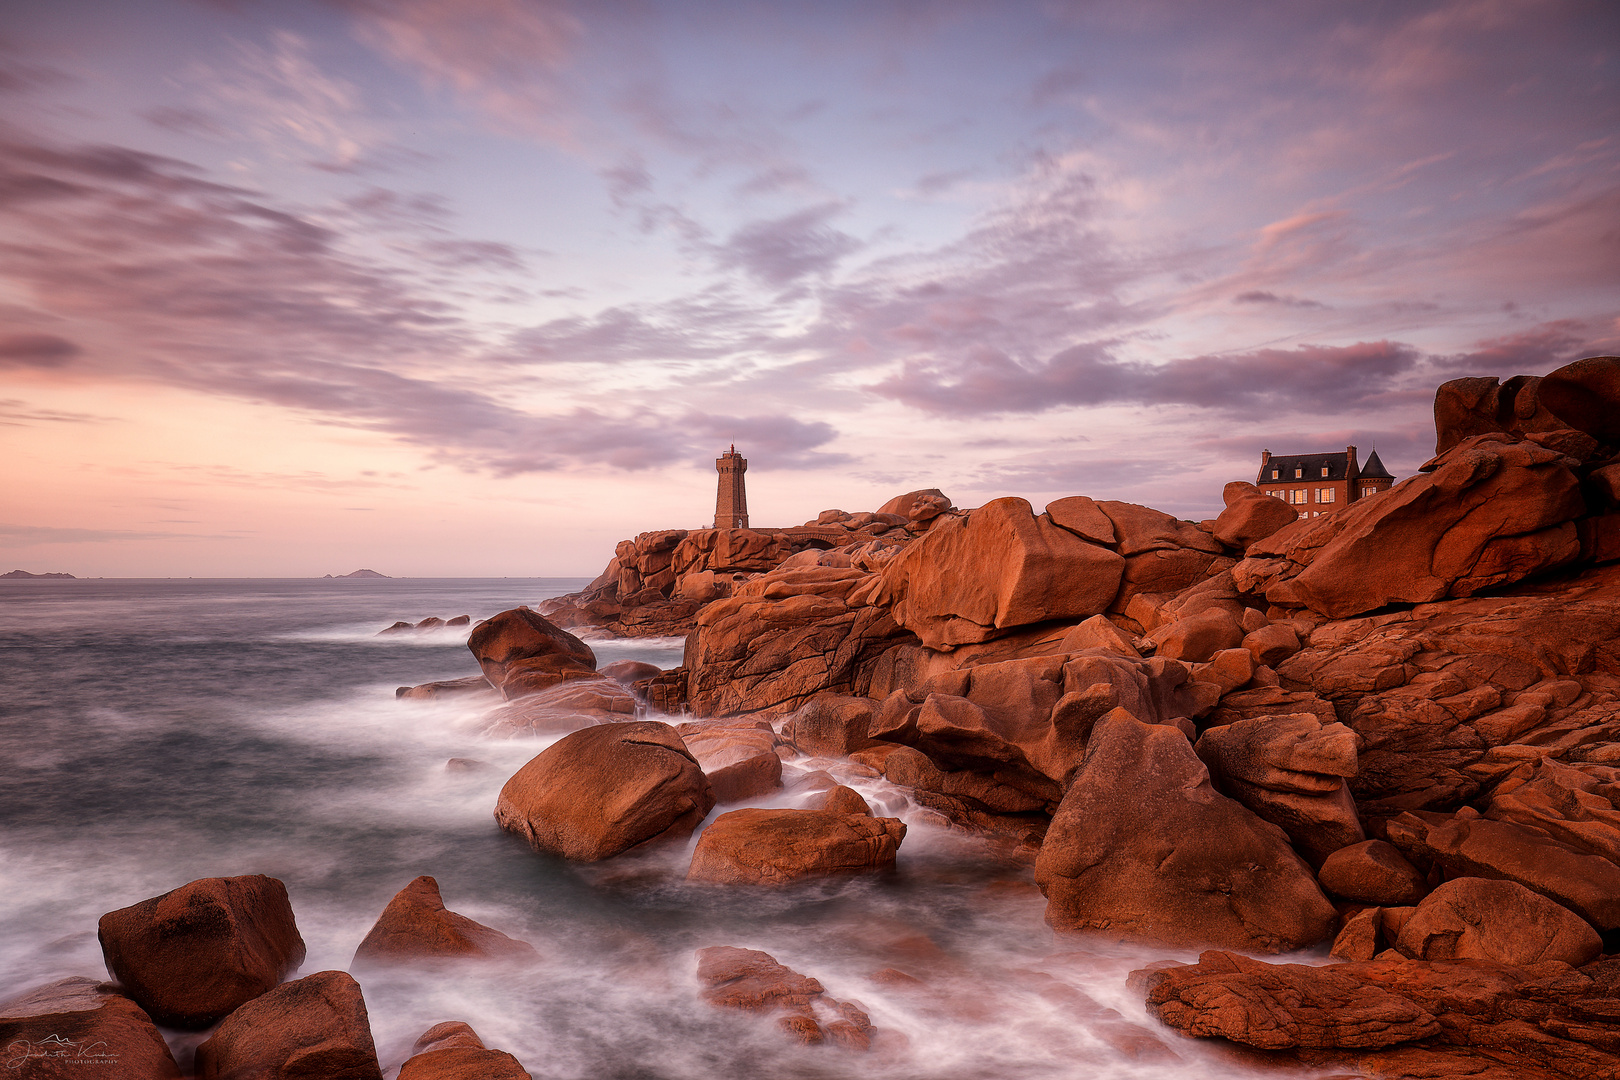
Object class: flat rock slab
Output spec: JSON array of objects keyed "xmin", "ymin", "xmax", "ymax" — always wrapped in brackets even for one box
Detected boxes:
[{"xmin": 688, "ymin": 808, "xmax": 905, "ymax": 885}]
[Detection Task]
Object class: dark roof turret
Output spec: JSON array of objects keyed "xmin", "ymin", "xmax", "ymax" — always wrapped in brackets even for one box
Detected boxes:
[{"xmin": 1359, "ymin": 449, "xmax": 1394, "ymax": 480}]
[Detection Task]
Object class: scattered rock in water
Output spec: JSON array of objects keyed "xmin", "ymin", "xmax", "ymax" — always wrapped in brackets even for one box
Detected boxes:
[
  {"xmin": 695, "ymin": 946, "xmax": 876, "ymax": 1049},
  {"xmin": 810, "ymin": 784, "xmax": 873, "ymax": 816},
  {"xmin": 680, "ymin": 719, "xmax": 786, "ymax": 803},
  {"xmin": 1034, "ymin": 712, "xmax": 1338, "ymax": 953},
  {"xmin": 351, "ymin": 876, "xmax": 537, "ymax": 968},
  {"xmin": 0, "ymin": 976, "xmax": 181, "ymax": 1079},
  {"xmin": 193, "ymin": 970, "xmax": 382, "ymax": 1080},
  {"xmin": 445, "ymin": 758, "xmax": 489, "ymax": 773},
  {"xmin": 97, "ymin": 874, "xmax": 307, "ymax": 1029},
  {"xmin": 481, "ymin": 676, "xmax": 636, "ymax": 736},
  {"xmin": 396, "ymin": 1021, "xmax": 531, "ymax": 1080},
  {"xmin": 1393, "ymin": 877, "xmax": 1601, "ymax": 966},
  {"xmin": 494, "ymin": 721, "xmax": 715, "ymax": 861},
  {"xmin": 688, "ymin": 808, "xmax": 905, "ymax": 885},
  {"xmin": 467, "ymin": 607, "xmax": 598, "ymax": 699},
  {"xmin": 396, "ymin": 674, "xmax": 495, "ymax": 700}
]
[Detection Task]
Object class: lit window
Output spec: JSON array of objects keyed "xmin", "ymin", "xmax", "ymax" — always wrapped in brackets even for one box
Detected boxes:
[
  {"xmin": 1270, "ymin": 469, "xmax": 1278, "ymax": 479},
  {"xmin": 1362, "ymin": 485, "xmax": 1377, "ymax": 497},
  {"xmin": 1291, "ymin": 489, "xmax": 1308, "ymax": 504},
  {"xmin": 1294, "ymin": 467, "xmax": 1302, "ymax": 478},
  {"xmin": 1318, "ymin": 488, "xmax": 1335, "ymax": 503},
  {"xmin": 1321, "ymin": 466, "xmax": 1329, "ymax": 477}
]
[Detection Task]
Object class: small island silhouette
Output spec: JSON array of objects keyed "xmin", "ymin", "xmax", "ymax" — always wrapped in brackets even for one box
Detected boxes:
[
  {"xmin": 2, "ymin": 570, "xmax": 75, "ymax": 579},
  {"xmin": 323, "ymin": 569, "xmax": 391, "ymax": 579}
]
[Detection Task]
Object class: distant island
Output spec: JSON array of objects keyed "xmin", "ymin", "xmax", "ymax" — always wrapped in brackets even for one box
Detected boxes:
[
  {"xmin": 2, "ymin": 570, "xmax": 75, "ymax": 579},
  {"xmin": 323, "ymin": 569, "xmax": 391, "ymax": 579}
]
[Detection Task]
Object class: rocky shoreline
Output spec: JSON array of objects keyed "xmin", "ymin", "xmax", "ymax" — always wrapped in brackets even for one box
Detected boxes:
[{"xmin": 5, "ymin": 356, "xmax": 1618, "ymax": 1078}]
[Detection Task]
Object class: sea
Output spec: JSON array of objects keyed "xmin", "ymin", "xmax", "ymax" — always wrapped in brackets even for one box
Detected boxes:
[{"xmin": 0, "ymin": 577, "xmax": 1298, "ymax": 1078}]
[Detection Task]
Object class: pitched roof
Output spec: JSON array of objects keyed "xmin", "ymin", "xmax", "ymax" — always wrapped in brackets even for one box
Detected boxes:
[
  {"xmin": 1259, "ymin": 452, "xmax": 1349, "ymax": 483},
  {"xmin": 1359, "ymin": 449, "xmax": 1394, "ymax": 479}
]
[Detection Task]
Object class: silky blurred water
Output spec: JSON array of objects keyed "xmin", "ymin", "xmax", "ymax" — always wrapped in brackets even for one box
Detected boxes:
[{"xmin": 0, "ymin": 578, "xmax": 1308, "ymax": 1078}]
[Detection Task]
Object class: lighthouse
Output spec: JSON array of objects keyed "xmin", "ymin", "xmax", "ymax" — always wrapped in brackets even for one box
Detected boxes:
[{"xmin": 713, "ymin": 445, "xmax": 749, "ymax": 529}]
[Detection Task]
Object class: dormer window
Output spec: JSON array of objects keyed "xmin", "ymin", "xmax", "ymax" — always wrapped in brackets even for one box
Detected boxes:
[
  {"xmin": 1294, "ymin": 467, "xmax": 1302, "ymax": 478},
  {"xmin": 1321, "ymin": 466, "xmax": 1330, "ymax": 477},
  {"xmin": 1270, "ymin": 469, "xmax": 1278, "ymax": 479}
]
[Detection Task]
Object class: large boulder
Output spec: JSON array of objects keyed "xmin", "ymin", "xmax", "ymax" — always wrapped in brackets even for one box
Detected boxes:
[
  {"xmin": 494, "ymin": 721, "xmax": 715, "ymax": 861},
  {"xmin": 1194, "ymin": 713, "xmax": 1365, "ymax": 866},
  {"xmin": 98, "ymin": 874, "xmax": 307, "ymax": 1029},
  {"xmin": 1434, "ymin": 356, "xmax": 1620, "ymax": 453},
  {"xmin": 687, "ymin": 808, "xmax": 906, "ymax": 885},
  {"xmin": 679, "ymin": 719, "xmax": 785, "ymax": 803},
  {"xmin": 876, "ymin": 488, "xmax": 952, "ymax": 525},
  {"xmin": 1233, "ymin": 433, "xmax": 1585, "ymax": 619},
  {"xmin": 1394, "ymin": 877, "xmax": 1602, "ymax": 966},
  {"xmin": 0, "ymin": 977, "xmax": 181, "ymax": 1079},
  {"xmin": 1034, "ymin": 713, "xmax": 1337, "ymax": 952},
  {"xmin": 1317, "ymin": 840, "xmax": 1429, "ymax": 906},
  {"xmin": 193, "ymin": 970, "xmax": 382, "ymax": 1080},
  {"xmin": 1212, "ymin": 481, "xmax": 1298, "ymax": 551},
  {"xmin": 875, "ymin": 497, "xmax": 1124, "ymax": 650},
  {"xmin": 396, "ymin": 1022, "xmax": 531, "ymax": 1080},
  {"xmin": 351, "ymin": 877, "xmax": 536, "ymax": 967},
  {"xmin": 1540, "ymin": 355, "xmax": 1620, "ymax": 443},
  {"xmin": 466, "ymin": 607, "xmax": 597, "ymax": 699}
]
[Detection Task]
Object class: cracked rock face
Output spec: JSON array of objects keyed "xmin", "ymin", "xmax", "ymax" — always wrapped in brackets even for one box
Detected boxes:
[{"xmin": 494, "ymin": 721, "xmax": 716, "ymax": 861}]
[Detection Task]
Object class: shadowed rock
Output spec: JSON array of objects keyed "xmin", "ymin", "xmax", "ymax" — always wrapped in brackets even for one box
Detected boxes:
[
  {"xmin": 351, "ymin": 877, "xmax": 536, "ymax": 968},
  {"xmin": 193, "ymin": 970, "xmax": 381, "ymax": 1080},
  {"xmin": 0, "ymin": 977, "xmax": 181, "ymax": 1079}
]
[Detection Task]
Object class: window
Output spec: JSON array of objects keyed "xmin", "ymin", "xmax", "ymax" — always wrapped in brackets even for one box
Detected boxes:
[
  {"xmin": 1294, "ymin": 467, "xmax": 1302, "ymax": 478},
  {"xmin": 1270, "ymin": 469, "xmax": 1279, "ymax": 479},
  {"xmin": 1291, "ymin": 489, "xmax": 1308, "ymax": 504},
  {"xmin": 1321, "ymin": 466, "xmax": 1330, "ymax": 477},
  {"xmin": 1362, "ymin": 485, "xmax": 1377, "ymax": 497},
  {"xmin": 1318, "ymin": 488, "xmax": 1335, "ymax": 503}
]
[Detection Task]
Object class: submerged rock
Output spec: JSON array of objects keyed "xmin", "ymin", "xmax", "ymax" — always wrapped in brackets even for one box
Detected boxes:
[
  {"xmin": 193, "ymin": 970, "xmax": 381, "ymax": 1080},
  {"xmin": 98, "ymin": 874, "xmax": 306, "ymax": 1029},
  {"xmin": 695, "ymin": 946, "xmax": 876, "ymax": 1049},
  {"xmin": 396, "ymin": 1021, "xmax": 531, "ymax": 1080},
  {"xmin": 351, "ymin": 876, "xmax": 536, "ymax": 968},
  {"xmin": 494, "ymin": 721, "xmax": 715, "ymax": 861}
]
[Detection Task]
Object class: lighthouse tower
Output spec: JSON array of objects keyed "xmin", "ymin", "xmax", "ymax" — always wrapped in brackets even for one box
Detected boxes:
[{"xmin": 714, "ymin": 445, "xmax": 749, "ymax": 529}]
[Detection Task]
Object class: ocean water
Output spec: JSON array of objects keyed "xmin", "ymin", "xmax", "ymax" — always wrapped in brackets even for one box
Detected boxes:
[{"xmin": 0, "ymin": 578, "xmax": 1301, "ymax": 1078}]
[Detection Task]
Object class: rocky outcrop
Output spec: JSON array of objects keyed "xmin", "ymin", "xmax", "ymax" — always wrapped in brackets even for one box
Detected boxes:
[
  {"xmin": 351, "ymin": 877, "xmax": 536, "ymax": 967},
  {"xmin": 1212, "ymin": 481, "xmax": 1299, "ymax": 552},
  {"xmin": 480, "ymin": 677, "xmax": 635, "ymax": 736},
  {"xmin": 1034, "ymin": 713, "xmax": 1337, "ymax": 952},
  {"xmin": 1194, "ymin": 713, "xmax": 1365, "ymax": 866},
  {"xmin": 1434, "ymin": 355, "xmax": 1620, "ymax": 454},
  {"xmin": 0, "ymin": 977, "xmax": 181, "ymax": 1079},
  {"xmin": 1234, "ymin": 433, "xmax": 1587, "ymax": 618},
  {"xmin": 466, "ymin": 607, "xmax": 598, "ymax": 700},
  {"xmin": 686, "ymin": 565, "xmax": 916, "ymax": 717},
  {"xmin": 694, "ymin": 946, "xmax": 876, "ymax": 1049},
  {"xmin": 1142, "ymin": 949, "xmax": 1620, "ymax": 1078},
  {"xmin": 875, "ymin": 497, "xmax": 1125, "ymax": 650},
  {"xmin": 687, "ymin": 808, "xmax": 906, "ymax": 885},
  {"xmin": 193, "ymin": 970, "xmax": 382, "ymax": 1080},
  {"xmin": 1394, "ymin": 877, "xmax": 1601, "ymax": 966},
  {"xmin": 396, "ymin": 1022, "xmax": 531, "ymax": 1080},
  {"xmin": 494, "ymin": 722, "xmax": 715, "ymax": 861},
  {"xmin": 98, "ymin": 874, "xmax": 306, "ymax": 1029}
]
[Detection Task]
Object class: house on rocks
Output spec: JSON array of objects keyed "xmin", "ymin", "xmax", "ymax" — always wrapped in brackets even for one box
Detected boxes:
[{"xmin": 1256, "ymin": 445, "xmax": 1394, "ymax": 519}]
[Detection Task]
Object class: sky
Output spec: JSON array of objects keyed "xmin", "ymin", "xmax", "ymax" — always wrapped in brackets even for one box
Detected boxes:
[{"xmin": 1, "ymin": 0, "xmax": 1616, "ymax": 577}]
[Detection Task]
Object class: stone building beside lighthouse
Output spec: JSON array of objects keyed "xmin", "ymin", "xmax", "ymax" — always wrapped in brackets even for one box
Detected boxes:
[
  {"xmin": 1256, "ymin": 445, "xmax": 1395, "ymax": 519},
  {"xmin": 714, "ymin": 445, "xmax": 749, "ymax": 529}
]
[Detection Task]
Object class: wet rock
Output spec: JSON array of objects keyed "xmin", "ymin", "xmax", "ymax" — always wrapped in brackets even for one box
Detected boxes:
[
  {"xmin": 0, "ymin": 977, "xmax": 181, "ymax": 1079},
  {"xmin": 1386, "ymin": 810, "xmax": 1620, "ymax": 932},
  {"xmin": 494, "ymin": 721, "xmax": 715, "ymax": 861},
  {"xmin": 811, "ymin": 784, "xmax": 873, "ymax": 816},
  {"xmin": 1194, "ymin": 713, "xmax": 1365, "ymax": 866},
  {"xmin": 1394, "ymin": 877, "xmax": 1601, "ymax": 966},
  {"xmin": 694, "ymin": 946, "xmax": 875, "ymax": 1050},
  {"xmin": 679, "ymin": 720, "xmax": 785, "ymax": 803},
  {"xmin": 783, "ymin": 693, "xmax": 878, "ymax": 757},
  {"xmin": 599, "ymin": 659, "xmax": 662, "ymax": 688},
  {"xmin": 1035, "ymin": 713, "xmax": 1337, "ymax": 952},
  {"xmin": 194, "ymin": 970, "xmax": 382, "ymax": 1080},
  {"xmin": 98, "ymin": 874, "xmax": 306, "ymax": 1029},
  {"xmin": 351, "ymin": 877, "xmax": 536, "ymax": 967},
  {"xmin": 466, "ymin": 607, "xmax": 597, "ymax": 699},
  {"xmin": 875, "ymin": 497, "xmax": 1125, "ymax": 650},
  {"xmin": 688, "ymin": 808, "xmax": 906, "ymax": 885},
  {"xmin": 1233, "ymin": 434, "xmax": 1585, "ymax": 619},
  {"xmin": 396, "ymin": 1021, "xmax": 531, "ymax": 1080},
  {"xmin": 1317, "ymin": 840, "xmax": 1429, "ymax": 906},
  {"xmin": 1212, "ymin": 481, "xmax": 1298, "ymax": 552}
]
